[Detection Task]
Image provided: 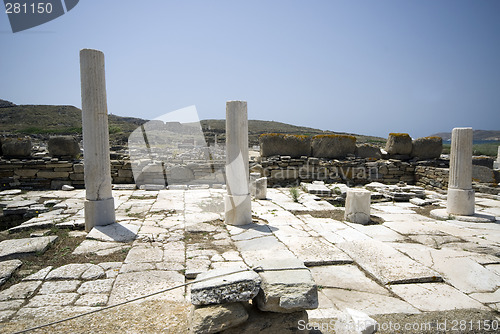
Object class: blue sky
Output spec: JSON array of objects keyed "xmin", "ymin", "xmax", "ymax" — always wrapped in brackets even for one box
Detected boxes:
[{"xmin": 1, "ymin": 0, "xmax": 499, "ymax": 138}]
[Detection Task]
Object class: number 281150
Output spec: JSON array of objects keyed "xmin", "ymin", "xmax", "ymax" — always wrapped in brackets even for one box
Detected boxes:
[{"xmin": 5, "ymin": 2, "xmax": 53, "ymax": 14}]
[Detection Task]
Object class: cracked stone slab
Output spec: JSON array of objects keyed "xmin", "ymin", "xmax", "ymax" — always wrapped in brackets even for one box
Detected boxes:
[
  {"xmin": 45, "ymin": 264, "xmax": 105, "ymax": 280},
  {"xmin": 38, "ymin": 280, "xmax": 81, "ymax": 294},
  {"xmin": 75, "ymin": 294, "xmax": 109, "ymax": 307},
  {"xmin": 390, "ymin": 283, "xmax": 488, "ymax": 311},
  {"xmin": 0, "ymin": 236, "xmax": 58, "ymax": 260},
  {"xmin": 77, "ymin": 279, "xmax": 114, "ymax": 295},
  {"xmin": 191, "ymin": 266, "xmax": 261, "ymax": 305},
  {"xmin": 0, "ymin": 281, "xmax": 42, "ymax": 301},
  {"xmin": 0, "ymin": 259, "xmax": 22, "ymax": 286},
  {"xmin": 321, "ymin": 287, "xmax": 420, "ymax": 315},
  {"xmin": 277, "ymin": 236, "xmax": 352, "ymax": 266},
  {"xmin": 22, "ymin": 266, "xmax": 53, "ymax": 281},
  {"xmin": 0, "ymin": 300, "xmax": 24, "ymax": 311},
  {"xmin": 310, "ymin": 265, "xmax": 390, "ymax": 296},
  {"xmin": 86, "ymin": 223, "xmax": 140, "ymax": 243},
  {"xmin": 124, "ymin": 246, "xmax": 163, "ymax": 263},
  {"xmin": 338, "ymin": 239, "xmax": 442, "ymax": 285},
  {"xmin": 73, "ymin": 240, "xmax": 129, "ymax": 256},
  {"xmin": 186, "ymin": 258, "xmax": 212, "ymax": 279},
  {"xmin": 108, "ymin": 270, "xmax": 184, "ymax": 304}
]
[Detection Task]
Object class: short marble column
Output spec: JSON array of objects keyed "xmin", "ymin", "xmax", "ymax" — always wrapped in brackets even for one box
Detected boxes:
[
  {"xmin": 255, "ymin": 177, "xmax": 267, "ymax": 200},
  {"xmin": 80, "ymin": 49, "xmax": 116, "ymax": 231},
  {"xmin": 225, "ymin": 101, "xmax": 252, "ymax": 225},
  {"xmin": 447, "ymin": 127, "xmax": 474, "ymax": 216},
  {"xmin": 249, "ymin": 172, "xmax": 261, "ymax": 197},
  {"xmin": 344, "ymin": 189, "xmax": 371, "ymax": 225},
  {"xmin": 493, "ymin": 146, "xmax": 500, "ymax": 170}
]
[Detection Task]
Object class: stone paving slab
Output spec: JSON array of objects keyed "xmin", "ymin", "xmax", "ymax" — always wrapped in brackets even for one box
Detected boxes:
[
  {"xmin": 86, "ymin": 223, "xmax": 140, "ymax": 243},
  {"xmin": 320, "ymin": 288, "xmax": 420, "ymax": 315},
  {"xmin": 339, "ymin": 239, "xmax": 442, "ymax": 285},
  {"xmin": 277, "ymin": 236, "xmax": 352, "ymax": 266},
  {"xmin": 108, "ymin": 270, "xmax": 184, "ymax": 304},
  {"xmin": 0, "ymin": 260, "xmax": 22, "ymax": 287},
  {"xmin": 390, "ymin": 283, "xmax": 488, "ymax": 311},
  {"xmin": 0, "ymin": 236, "xmax": 58, "ymax": 260},
  {"xmin": 310, "ymin": 264, "xmax": 390, "ymax": 296},
  {"xmin": 73, "ymin": 240, "xmax": 129, "ymax": 256},
  {"xmin": 0, "ymin": 281, "xmax": 42, "ymax": 301}
]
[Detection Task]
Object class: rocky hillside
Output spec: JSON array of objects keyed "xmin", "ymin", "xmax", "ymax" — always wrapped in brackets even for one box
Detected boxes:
[{"xmin": 431, "ymin": 130, "xmax": 500, "ymax": 141}]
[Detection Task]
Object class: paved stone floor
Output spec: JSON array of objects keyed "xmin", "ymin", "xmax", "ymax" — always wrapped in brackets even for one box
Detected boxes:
[{"xmin": 0, "ymin": 186, "xmax": 499, "ymax": 332}]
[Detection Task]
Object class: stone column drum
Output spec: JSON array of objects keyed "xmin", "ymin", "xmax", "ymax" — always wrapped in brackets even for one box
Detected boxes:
[
  {"xmin": 344, "ymin": 189, "xmax": 371, "ymax": 225},
  {"xmin": 80, "ymin": 49, "xmax": 116, "ymax": 231},
  {"xmin": 225, "ymin": 101, "xmax": 252, "ymax": 225},
  {"xmin": 447, "ymin": 127, "xmax": 474, "ymax": 216}
]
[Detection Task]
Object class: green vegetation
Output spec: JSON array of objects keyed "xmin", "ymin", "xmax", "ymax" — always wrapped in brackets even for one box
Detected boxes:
[
  {"xmin": 289, "ymin": 187, "xmax": 300, "ymax": 202},
  {"xmin": 442, "ymin": 142, "xmax": 499, "ymax": 156}
]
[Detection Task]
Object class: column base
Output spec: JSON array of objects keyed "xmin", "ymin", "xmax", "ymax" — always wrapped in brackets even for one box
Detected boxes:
[
  {"xmin": 85, "ymin": 198, "xmax": 116, "ymax": 232},
  {"xmin": 225, "ymin": 194, "xmax": 252, "ymax": 226},
  {"xmin": 494, "ymin": 161, "xmax": 500, "ymax": 170},
  {"xmin": 447, "ymin": 188, "xmax": 474, "ymax": 216}
]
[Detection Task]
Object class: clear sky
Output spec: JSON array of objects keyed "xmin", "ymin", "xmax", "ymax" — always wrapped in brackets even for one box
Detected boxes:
[{"xmin": 1, "ymin": 0, "xmax": 499, "ymax": 138}]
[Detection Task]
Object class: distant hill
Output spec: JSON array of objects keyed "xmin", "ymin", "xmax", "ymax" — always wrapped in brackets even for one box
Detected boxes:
[
  {"xmin": 431, "ymin": 130, "xmax": 500, "ymax": 142},
  {"xmin": 0, "ymin": 101, "xmax": 385, "ymax": 146}
]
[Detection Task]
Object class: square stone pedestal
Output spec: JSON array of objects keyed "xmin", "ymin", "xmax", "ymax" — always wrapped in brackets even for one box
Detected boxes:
[{"xmin": 225, "ymin": 194, "xmax": 252, "ymax": 226}]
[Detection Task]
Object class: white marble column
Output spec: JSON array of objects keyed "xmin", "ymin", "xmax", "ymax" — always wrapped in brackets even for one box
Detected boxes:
[
  {"xmin": 344, "ymin": 189, "xmax": 371, "ymax": 225},
  {"xmin": 80, "ymin": 49, "xmax": 116, "ymax": 231},
  {"xmin": 494, "ymin": 146, "xmax": 500, "ymax": 170},
  {"xmin": 225, "ymin": 101, "xmax": 252, "ymax": 225},
  {"xmin": 447, "ymin": 127, "xmax": 474, "ymax": 216}
]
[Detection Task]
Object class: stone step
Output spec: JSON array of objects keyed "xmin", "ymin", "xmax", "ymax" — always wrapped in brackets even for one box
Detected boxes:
[{"xmin": 338, "ymin": 239, "xmax": 442, "ymax": 285}]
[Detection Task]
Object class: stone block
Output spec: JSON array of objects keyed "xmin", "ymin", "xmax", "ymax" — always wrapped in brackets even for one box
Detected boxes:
[
  {"xmin": 344, "ymin": 189, "xmax": 371, "ymax": 225},
  {"xmin": 1, "ymin": 138, "xmax": 31, "ymax": 158},
  {"xmin": 167, "ymin": 166, "xmax": 195, "ymax": 183},
  {"xmin": 37, "ymin": 171, "xmax": 70, "ymax": 179},
  {"xmin": 260, "ymin": 134, "xmax": 311, "ymax": 158},
  {"xmin": 0, "ymin": 236, "xmax": 58, "ymax": 261},
  {"xmin": 191, "ymin": 266, "xmax": 261, "ymax": 306},
  {"xmin": 385, "ymin": 133, "xmax": 412, "ymax": 155},
  {"xmin": 254, "ymin": 258, "xmax": 318, "ymax": 313},
  {"xmin": 355, "ymin": 144, "xmax": 382, "ymax": 159},
  {"xmin": 14, "ymin": 169, "xmax": 39, "ymax": 177},
  {"xmin": 311, "ymin": 135, "xmax": 356, "ymax": 158},
  {"xmin": 48, "ymin": 136, "xmax": 80, "ymax": 158},
  {"xmin": 472, "ymin": 165, "xmax": 495, "ymax": 183},
  {"xmin": 255, "ymin": 177, "xmax": 267, "ymax": 200},
  {"xmin": 73, "ymin": 163, "xmax": 84, "ymax": 173},
  {"xmin": 220, "ymin": 303, "xmax": 308, "ymax": 334},
  {"xmin": 410, "ymin": 136, "xmax": 442, "ymax": 159},
  {"xmin": 190, "ymin": 302, "xmax": 249, "ymax": 334}
]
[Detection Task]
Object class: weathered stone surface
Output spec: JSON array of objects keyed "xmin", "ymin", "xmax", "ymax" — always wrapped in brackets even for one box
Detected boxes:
[
  {"xmin": 390, "ymin": 283, "xmax": 487, "ymax": 311},
  {"xmin": 22, "ymin": 266, "xmax": 53, "ymax": 281},
  {"xmin": 86, "ymin": 222, "xmax": 139, "ymax": 242},
  {"xmin": 190, "ymin": 302, "xmax": 249, "ymax": 334},
  {"xmin": 385, "ymin": 133, "xmax": 412, "ymax": 155},
  {"xmin": 38, "ymin": 280, "xmax": 80, "ymax": 294},
  {"xmin": 410, "ymin": 136, "xmax": 442, "ymax": 159},
  {"xmin": 0, "ymin": 281, "xmax": 42, "ymax": 301},
  {"xmin": 77, "ymin": 279, "xmax": 114, "ymax": 294},
  {"xmin": 73, "ymin": 240, "xmax": 128, "ymax": 256},
  {"xmin": 0, "ymin": 236, "xmax": 58, "ymax": 260},
  {"xmin": 302, "ymin": 182, "xmax": 331, "ymax": 196},
  {"xmin": 191, "ymin": 266, "xmax": 261, "ymax": 306},
  {"xmin": 168, "ymin": 166, "xmax": 195, "ymax": 183},
  {"xmin": 339, "ymin": 239, "xmax": 442, "ymax": 285},
  {"xmin": 259, "ymin": 134, "xmax": 311, "ymax": 158},
  {"xmin": 355, "ymin": 144, "xmax": 382, "ymax": 160},
  {"xmin": 0, "ymin": 259, "xmax": 22, "ymax": 286},
  {"xmin": 26, "ymin": 293, "xmax": 79, "ymax": 307},
  {"xmin": 312, "ymin": 135, "xmax": 356, "ymax": 158},
  {"xmin": 221, "ymin": 304, "xmax": 308, "ymax": 333},
  {"xmin": 46, "ymin": 264, "xmax": 105, "ymax": 280},
  {"xmin": 48, "ymin": 136, "xmax": 80, "ymax": 158},
  {"xmin": 254, "ymin": 258, "xmax": 318, "ymax": 313},
  {"xmin": 1, "ymin": 137, "xmax": 31, "ymax": 157},
  {"xmin": 75, "ymin": 294, "xmax": 109, "ymax": 306},
  {"xmin": 124, "ymin": 246, "xmax": 163, "ymax": 263},
  {"xmin": 472, "ymin": 165, "xmax": 495, "ymax": 183},
  {"xmin": 334, "ymin": 308, "xmax": 378, "ymax": 334},
  {"xmin": 0, "ymin": 299, "xmax": 23, "ymax": 311},
  {"xmin": 278, "ymin": 236, "xmax": 352, "ymax": 266},
  {"xmin": 108, "ymin": 270, "xmax": 184, "ymax": 304}
]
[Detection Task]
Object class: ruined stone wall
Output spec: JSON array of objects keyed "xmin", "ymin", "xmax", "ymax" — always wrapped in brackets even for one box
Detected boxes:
[
  {"xmin": 0, "ymin": 158, "xmax": 134, "ymax": 190},
  {"xmin": 414, "ymin": 165, "xmax": 449, "ymax": 190},
  {"xmin": 259, "ymin": 156, "xmax": 415, "ymax": 187}
]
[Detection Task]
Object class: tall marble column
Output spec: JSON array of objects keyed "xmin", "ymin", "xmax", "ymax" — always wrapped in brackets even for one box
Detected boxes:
[
  {"xmin": 80, "ymin": 49, "xmax": 116, "ymax": 231},
  {"xmin": 447, "ymin": 127, "xmax": 474, "ymax": 216},
  {"xmin": 225, "ymin": 101, "xmax": 252, "ymax": 225},
  {"xmin": 493, "ymin": 146, "xmax": 500, "ymax": 170}
]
